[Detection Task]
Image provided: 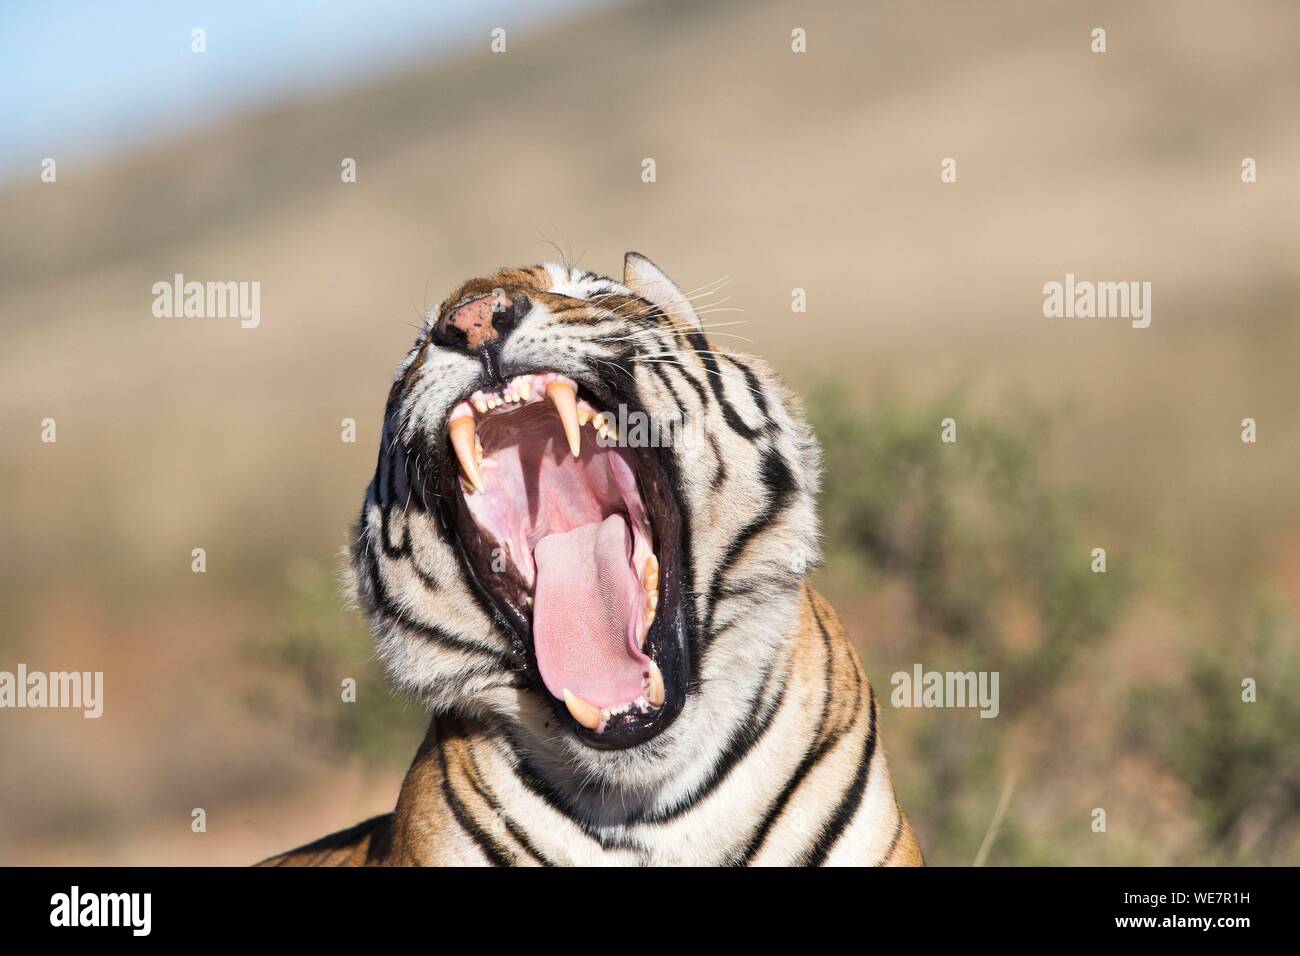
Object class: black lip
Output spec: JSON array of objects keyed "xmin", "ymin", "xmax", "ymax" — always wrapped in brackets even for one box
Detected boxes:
[{"xmin": 430, "ymin": 367, "xmax": 691, "ymax": 750}]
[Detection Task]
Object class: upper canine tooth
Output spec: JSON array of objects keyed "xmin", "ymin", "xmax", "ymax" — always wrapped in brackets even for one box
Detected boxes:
[
  {"xmin": 449, "ymin": 416, "xmax": 485, "ymax": 493},
  {"xmin": 547, "ymin": 379, "xmax": 581, "ymax": 458},
  {"xmin": 562, "ymin": 688, "xmax": 602, "ymax": 731},
  {"xmin": 646, "ymin": 661, "xmax": 665, "ymax": 707}
]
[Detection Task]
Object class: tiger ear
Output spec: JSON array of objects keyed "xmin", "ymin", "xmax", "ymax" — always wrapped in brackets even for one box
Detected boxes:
[{"xmin": 623, "ymin": 252, "xmax": 701, "ymax": 330}]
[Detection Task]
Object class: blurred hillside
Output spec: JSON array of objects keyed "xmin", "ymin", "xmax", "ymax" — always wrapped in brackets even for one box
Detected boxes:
[{"xmin": 0, "ymin": 0, "xmax": 1297, "ymax": 864}]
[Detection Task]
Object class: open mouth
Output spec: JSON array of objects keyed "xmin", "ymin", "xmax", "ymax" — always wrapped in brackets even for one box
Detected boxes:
[{"xmin": 435, "ymin": 371, "xmax": 688, "ymax": 748}]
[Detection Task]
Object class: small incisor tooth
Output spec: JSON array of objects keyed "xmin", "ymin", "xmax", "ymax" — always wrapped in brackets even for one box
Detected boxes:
[
  {"xmin": 562, "ymin": 688, "xmax": 602, "ymax": 730},
  {"xmin": 646, "ymin": 661, "xmax": 665, "ymax": 707},
  {"xmin": 449, "ymin": 416, "xmax": 485, "ymax": 493},
  {"xmin": 547, "ymin": 379, "xmax": 582, "ymax": 458},
  {"xmin": 642, "ymin": 554, "xmax": 659, "ymax": 593},
  {"xmin": 518, "ymin": 377, "xmax": 533, "ymax": 401}
]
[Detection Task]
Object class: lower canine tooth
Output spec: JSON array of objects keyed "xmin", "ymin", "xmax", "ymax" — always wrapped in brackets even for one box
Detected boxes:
[
  {"xmin": 547, "ymin": 379, "xmax": 582, "ymax": 458},
  {"xmin": 449, "ymin": 417, "xmax": 485, "ymax": 493},
  {"xmin": 562, "ymin": 689, "xmax": 602, "ymax": 730},
  {"xmin": 646, "ymin": 661, "xmax": 665, "ymax": 707}
]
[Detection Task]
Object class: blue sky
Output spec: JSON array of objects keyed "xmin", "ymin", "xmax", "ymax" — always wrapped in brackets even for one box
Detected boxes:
[{"xmin": 0, "ymin": 0, "xmax": 597, "ymax": 181}]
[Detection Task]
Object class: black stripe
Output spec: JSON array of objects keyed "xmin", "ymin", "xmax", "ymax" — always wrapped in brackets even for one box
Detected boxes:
[
  {"xmin": 644, "ymin": 362, "xmax": 721, "ymax": 489},
  {"xmin": 735, "ymin": 606, "xmax": 838, "ymax": 864},
  {"xmin": 364, "ymin": 546, "xmax": 516, "ymax": 668},
  {"xmin": 645, "ymin": 342, "xmax": 710, "ymax": 409},
  {"xmin": 709, "ymin": 581, "xmax": 802, "ymax": 636},
  {"xmin": 630, "ymin": 651, "xmax": 791, "ymax": 824},
  {"xmin": 400, "ymin": 371, "xmax": 441, "ymax": 427},
  {"xmin": 722, "ymin": 355, "xmax": 771, "ymax": 421},
  {"xmin": 716, "ymin": 577, "xmax": 800, "ymax": 601},
  {"xmin": 414, "ymin": 670, "xmax": 529, "ymax": 697},
  {"xmin": 407, "ymin": 554, "xmax": 438, "ymax": 591},
  {"xmin": 499, "ymin": 736, "xmax": 646, "ymax": 853},
  {"xmin": 598, "ymin": 322, "xmax": 669, "ymax": 355},
  {"xmin": 371, "ymin": 430, "xmax": 389, "ymax": 508},
  {"xmin": 373, "ymin": 391, "xmax": 409, "ymax": 509},
  {"xmin": 703, "ymin": 448, "xmax": 797, "ymax": 637},
  {"xmin": 874, "ymin": 806, "xmax": 905, "ymax": 867},
  {"xmin": 376, "ymin": 465, "xmax": 439, "ymax": 587},
  {"xmin": 549, "ymin": 305, "xmax": 608, "ymax": 323},
  {"xmin": 799, "ymin": 686, "xmax": 878, "ymax": 866},
  {"xmin": 501, "ymin": 655, "xmax": 790, "ymax": 834},
  {"xmin": 706, "ymin": 433, "xmax": 727, "ymax": 486},
  {"xmin": 384, "ymin": 422, "xmax": 404, "ymax": 511},
  {"xmin": 647, "ymin": 357, "xmax": 691, "ymax": 409},
  {"xmin": 685, "ymin": 330, "xmax": 763, "ymax": 439},
  {"xmin": 462, "ymin": 743, "xmax": 557, "ymax": 866},
  {"xmin": 435, "ymin": 734, "xmax": 513, "ymax": 866},
  {"xmin": 379, "ymin": 499, "xmax": 411, "ymax": 558},
  {"xmin": 264, "ymin": 813, "xmax": 391, "ymax": 865}
]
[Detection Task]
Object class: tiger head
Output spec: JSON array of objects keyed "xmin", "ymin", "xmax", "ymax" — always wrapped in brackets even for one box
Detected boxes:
[{"xmin": 353, "ymin": 253, "xmax": 820, "ymax": 792}]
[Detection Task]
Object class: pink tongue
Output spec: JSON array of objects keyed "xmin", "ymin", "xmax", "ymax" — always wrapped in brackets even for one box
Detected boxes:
[{"xmin": 532, "ymin": 514, "xmax": 648, "ymax": 708}]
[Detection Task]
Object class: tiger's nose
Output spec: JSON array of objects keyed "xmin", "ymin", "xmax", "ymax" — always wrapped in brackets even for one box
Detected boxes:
[{"xmin": 433, "ymin": 291, "xmax": 527, "ymax": 353}]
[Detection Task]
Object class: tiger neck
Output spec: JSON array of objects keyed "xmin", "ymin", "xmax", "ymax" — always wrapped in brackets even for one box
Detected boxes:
[{"xmin": 385, "ymin": 585, "xmax": 878, "ymax": 865}]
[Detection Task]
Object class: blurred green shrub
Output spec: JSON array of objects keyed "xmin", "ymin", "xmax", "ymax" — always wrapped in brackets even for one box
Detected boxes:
[
  {"xmin": 244, "ymin": 560, "xmax": 425, "ymax": 767},
  {"xmin": 811, "ymin": 383, "xmax": 1132, "ymax": 713},
  {"xmin": 810, "ymin": 384, "xmax": 1133, "ymax": 861},
  {"xmin": 1128, "ymin": 595, "xmax": 1300, "ymax": 864},
  {"xmin": 809, "ymin": 383, "xmax": 1298, "ymax": 865}
]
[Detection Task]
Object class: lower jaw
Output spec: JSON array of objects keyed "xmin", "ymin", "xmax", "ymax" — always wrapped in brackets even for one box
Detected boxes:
[{"xmin": 510, "ymin": 544, "xmax": 689, "ymax": 750}]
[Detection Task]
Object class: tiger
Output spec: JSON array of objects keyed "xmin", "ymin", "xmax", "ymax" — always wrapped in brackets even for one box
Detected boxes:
[{"xmin": 259, "ymin": 252, "xmax": 922, "ymax": 866}]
